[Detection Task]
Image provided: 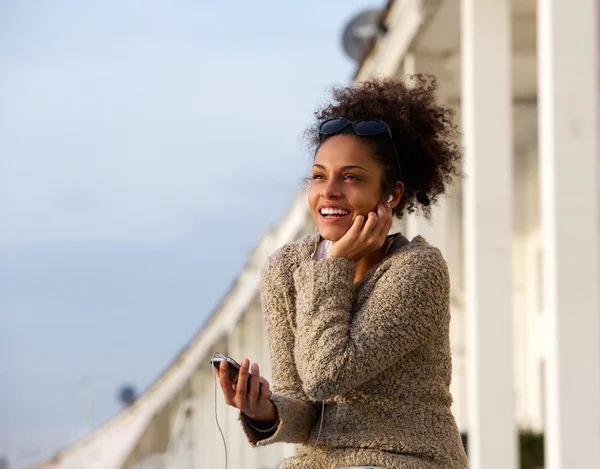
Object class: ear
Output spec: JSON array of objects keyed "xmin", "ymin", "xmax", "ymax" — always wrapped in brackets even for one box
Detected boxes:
[{"xmin": 388, "ymin": 183, "xmax": 404, "ymax": 208}]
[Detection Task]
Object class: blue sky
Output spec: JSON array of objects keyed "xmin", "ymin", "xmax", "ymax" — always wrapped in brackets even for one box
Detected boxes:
[{"xmin": 0, "ymin": 0, "xmax": 384, "ymax": 465}]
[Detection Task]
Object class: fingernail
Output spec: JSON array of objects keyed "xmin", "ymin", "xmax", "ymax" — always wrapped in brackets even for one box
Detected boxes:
[
  {"xmin": 385, "ymin": 201, "xmax": 391, "ymax": 208},
  {"xmin": 243, "ymin": 358, "xmax": 250, "ymax": 368},
  {"xmin": 252, "ymin": 363, "xmax": 258, "ymax": 373}
]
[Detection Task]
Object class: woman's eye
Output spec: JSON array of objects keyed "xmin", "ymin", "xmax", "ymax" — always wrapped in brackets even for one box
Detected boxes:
[
  {"xmin": 344, "ymin": 174, "xmax": 360, "ymax": 181},
  {"xmin": 312, "ymin": 174, "xmax": 325, "ymax": 180}
]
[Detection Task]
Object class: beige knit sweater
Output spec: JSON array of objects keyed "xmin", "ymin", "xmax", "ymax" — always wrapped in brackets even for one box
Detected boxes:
[{"xmin": 239, "ymin": 233, "xmax": 468, "ymax": 469}]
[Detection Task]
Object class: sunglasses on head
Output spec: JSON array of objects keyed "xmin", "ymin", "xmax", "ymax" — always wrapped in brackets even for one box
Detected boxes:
[{"xmin": 317, "ymin": 117, "xmax": 402, "ymax": 178}]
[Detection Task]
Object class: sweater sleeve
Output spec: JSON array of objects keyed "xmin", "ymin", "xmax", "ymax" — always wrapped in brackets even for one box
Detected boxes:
[
  {"xmin": 239, "ymin": 245, "xmax": 320, "ymax": 447},
  {"xmin": 292, "ymin": 245, "xmax": 449, "ymax": 401}
]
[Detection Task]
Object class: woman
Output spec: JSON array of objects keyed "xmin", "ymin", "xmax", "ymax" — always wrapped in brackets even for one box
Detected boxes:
[{"xmin": 216, "ymin": 75, "xmax": 468, "ymax": 469}]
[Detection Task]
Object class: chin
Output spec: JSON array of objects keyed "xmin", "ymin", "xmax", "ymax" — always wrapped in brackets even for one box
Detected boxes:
[{"xmin": 317, "ymin": 226, "xmax": 346, "ymax": 242}]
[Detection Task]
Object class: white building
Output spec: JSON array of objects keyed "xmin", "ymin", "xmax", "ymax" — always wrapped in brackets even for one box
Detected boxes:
[{"xmin": 31, "ymin": 1, "xmax": 599, "ymax": 469}]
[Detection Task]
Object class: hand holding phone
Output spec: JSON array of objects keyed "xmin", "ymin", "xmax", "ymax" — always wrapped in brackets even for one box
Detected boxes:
[
  {"xmin": 211, "ymin": 356, "xmax": 242, "ymax": 382},
  {"xmin": 210, "ymin": 356, "xmax": 259, "ymax": 393},
  {"xmin": 210, "ymin": 355, "xmax": 278, "ymax": 425}
]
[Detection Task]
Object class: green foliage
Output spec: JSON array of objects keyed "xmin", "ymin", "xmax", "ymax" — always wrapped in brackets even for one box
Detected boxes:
[
  {"xmin": 520, "ymin": 430, "xmax": 544, "ymax": 469},
  {"xmin": 462, "ymin": 429, "xmax": 545, "ymax": 468}
]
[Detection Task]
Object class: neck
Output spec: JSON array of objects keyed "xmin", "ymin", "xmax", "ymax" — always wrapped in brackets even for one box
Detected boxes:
[{"xmin": 354, "ymin": 247, "xmax": 386, "ymax": 283}]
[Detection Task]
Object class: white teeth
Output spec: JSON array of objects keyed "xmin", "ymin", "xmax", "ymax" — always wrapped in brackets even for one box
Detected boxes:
[{"xmin": 320, "ymin": 208, "xmax": 350, "ymax": 216}]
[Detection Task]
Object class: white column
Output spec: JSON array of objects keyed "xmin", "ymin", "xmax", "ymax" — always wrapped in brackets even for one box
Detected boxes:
[
  {"xmin": 445, "ymin": 182, "xmax": 468, "ymax": 432},
  {"xmin": 405, "ymin": 200, "xmax": 449, "ymax": 252},
  {"xmin": 461, "ymin": 1, "xmax": 517, "ymax": 468},
  {"xmin": 403, "ymin": 52, "xmax": 467, "ymax": 430},
  {"xmin": 537, "ymin": 1, "xmax": 600, "ymax": 468}
]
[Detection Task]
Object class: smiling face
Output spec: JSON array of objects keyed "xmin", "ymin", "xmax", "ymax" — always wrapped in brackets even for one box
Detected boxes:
[{"xmin": 309, "ymin": 134, "xmax": 386, "ymax": 242}]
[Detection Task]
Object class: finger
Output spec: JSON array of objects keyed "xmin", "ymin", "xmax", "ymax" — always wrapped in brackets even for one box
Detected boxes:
[
  {"xmin": 219, "ymin": 361, "xmax": 228, "ymax": 385},
  {"xmin": 347, "ymin": 214, "xmax": 365, "ymax": 238},
  {"xmin": 248, "ymin": 363, "xmax": 261, "ymax": 401},
  {"xmin": 360, "ymin": 211, "xmax": 379, "ymax": 241},
  {"xmin": 258, "ymin": 377, "xmax": 271, "ymax": 404},
  {"xmin": 376, "ymin": 203, "xmax": 390, "ymax": 238},
  {"xmin": 221, "ymin": 361, "xmax": 237, "ymax": 389},
  {"xmin": 218, "ymin": 362, "xmax": 236, "ymax": 405},
  {"xmin": 377, "ymin": 201, "xmax": 387, "ymax": 219},
  {"xmin": 235, "ymin": 358, "xmax": 250, "ymax": 406},
  {"xmin": 383, "ymin": 203, "xmax": 393, "ymax": 235}
]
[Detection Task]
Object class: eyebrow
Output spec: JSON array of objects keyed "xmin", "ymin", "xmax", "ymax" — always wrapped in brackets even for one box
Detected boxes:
[{"xmin": 312, "ymin": 164, "xmax": 368, "ymax": 171}]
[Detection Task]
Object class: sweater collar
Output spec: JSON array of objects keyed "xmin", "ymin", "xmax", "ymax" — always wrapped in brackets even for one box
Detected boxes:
[{"xmin": 306, "ymin": 231, "xmax": 412, "ymax": 261}]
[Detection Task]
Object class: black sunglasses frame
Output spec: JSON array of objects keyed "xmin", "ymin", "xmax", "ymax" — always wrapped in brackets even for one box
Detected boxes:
[{"xmin": 317, "ymin": 118, "xmax": 403, "ymax": 180}]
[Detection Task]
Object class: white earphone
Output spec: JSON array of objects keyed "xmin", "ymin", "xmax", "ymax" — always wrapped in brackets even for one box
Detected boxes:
[{"xmin": 387, "ymin": 195, "xmax": 393, "ymax": 203}]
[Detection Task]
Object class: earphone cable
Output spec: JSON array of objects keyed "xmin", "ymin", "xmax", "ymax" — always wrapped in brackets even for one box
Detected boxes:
[
  {"xmin": 302, "ymin": 227, "xmax": 328, "ymax": 469},
  {"xmin": 212, "ymin": 352, "xmax": 228, "ymax": 469}
]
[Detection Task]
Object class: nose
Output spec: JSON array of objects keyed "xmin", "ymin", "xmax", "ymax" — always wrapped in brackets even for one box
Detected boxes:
[{"xmin": 321, "ymin": 178, "xmax": 342, "ymax": 199}]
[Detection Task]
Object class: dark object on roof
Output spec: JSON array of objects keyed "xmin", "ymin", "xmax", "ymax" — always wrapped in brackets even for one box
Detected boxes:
[
  {"xmin": 118, "ymin": 384, "xmax": 138, "ymax": 406},
  {"xmin": 342, "ymin": 9, "xmax": 387, "ymax": 62}
]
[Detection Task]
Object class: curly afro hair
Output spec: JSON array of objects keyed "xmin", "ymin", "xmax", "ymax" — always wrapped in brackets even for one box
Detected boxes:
[{"xmin": 305, "ymin": 74, "xmax": 462, "ymax": 218}]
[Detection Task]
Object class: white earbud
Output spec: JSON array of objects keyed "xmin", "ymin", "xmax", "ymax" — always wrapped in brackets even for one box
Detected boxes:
[{"xmin": 387, "ymin": 195, "xmax": 393, "ymax": 203}]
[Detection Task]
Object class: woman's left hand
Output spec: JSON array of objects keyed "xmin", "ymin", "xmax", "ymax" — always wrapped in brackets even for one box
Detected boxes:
[
  {"xmin": 215, "ymin": 358, "xmax": 278, "ymax": 424},
  {"xmin": 328, "ymin": 202, "xmax": 393, "ymax": 262}
]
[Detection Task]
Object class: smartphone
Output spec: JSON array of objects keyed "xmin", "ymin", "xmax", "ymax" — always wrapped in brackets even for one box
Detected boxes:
[
  {"xmin": 210, "ymin": 356, "xmax": 241, "ymax": 383},
  {"xmin": 210, "ymin": 356, "xmax": 261, "ymax": 394}
]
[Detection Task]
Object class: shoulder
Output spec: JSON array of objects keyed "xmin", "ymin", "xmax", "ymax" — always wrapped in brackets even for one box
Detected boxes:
[
  {"xmin": 261, "ymin": 234, "xmax": 314, "ymax": 282},
  {"xmin": 385, "ymin": 235, "xmax": 449, "ymax": 287}
]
